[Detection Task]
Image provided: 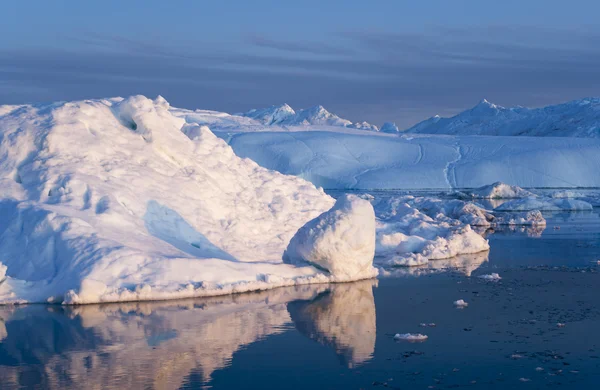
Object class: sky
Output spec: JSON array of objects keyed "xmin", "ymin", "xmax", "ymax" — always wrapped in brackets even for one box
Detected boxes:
[{"xmin": 2, "ymin": 0, "xmax": 600, "ymax": 128}]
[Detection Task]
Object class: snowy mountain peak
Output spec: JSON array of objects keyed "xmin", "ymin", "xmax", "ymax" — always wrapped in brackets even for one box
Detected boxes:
[
  {"xmin": 241, "ymin": 103, "xmax": 296, "ymax": 125},
  {"xmin": 469, "ymin": 99, "xmax": 501, "ymax": 116}
]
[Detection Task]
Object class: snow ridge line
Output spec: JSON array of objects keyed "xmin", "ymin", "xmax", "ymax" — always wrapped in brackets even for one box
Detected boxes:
[{"xmin": 444, "ymin": 142, "xmax": 463, "ymax": 189}]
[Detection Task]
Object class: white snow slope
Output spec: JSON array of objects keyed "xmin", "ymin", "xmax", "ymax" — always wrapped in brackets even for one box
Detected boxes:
[
  {"xmin": 218, "ymin": 131, "xmax": 600, "ymax": 189},
  {"xmin": 0, "ymin": 96, "xmax": 386, "ymax": 305},
  {"xmin": 405, "ymin": 98, "xmax": 600, "ymax": 137}
]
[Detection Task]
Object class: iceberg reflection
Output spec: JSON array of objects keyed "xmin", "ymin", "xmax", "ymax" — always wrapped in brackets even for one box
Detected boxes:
[{"xmin": 0, "ymin": 281, "xmax": 377, "ymax": 389}]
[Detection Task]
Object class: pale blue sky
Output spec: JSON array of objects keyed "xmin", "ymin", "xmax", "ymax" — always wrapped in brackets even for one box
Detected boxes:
[{"xmin": 2, "ymin": 0, "xmax": 600, "ymax": 127}]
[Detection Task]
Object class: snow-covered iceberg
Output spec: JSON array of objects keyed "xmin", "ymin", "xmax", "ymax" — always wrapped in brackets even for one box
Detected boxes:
[
  {"xmin": 284, "ymin": 195, "xmax": 377, "ymax": 280},
  {"xmin": 374, "ymin": 196, "xmax": 490, "ymax": 267},
  {"xmin": 462, "ymin": 182, "xmax": 535, "ymax": 199},
  {"xmin": 372, "ymin": 195, "xmax": 545, "ymax": 267},
  {"xmin": 0, "ymin": 95, "xmax": 382, "ymax": 304}
]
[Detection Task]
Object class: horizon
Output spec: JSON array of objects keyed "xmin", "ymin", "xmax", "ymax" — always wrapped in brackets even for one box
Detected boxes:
[{"xmin": 3, "ymin": 0, "xmax": 600, "ymax": 128}]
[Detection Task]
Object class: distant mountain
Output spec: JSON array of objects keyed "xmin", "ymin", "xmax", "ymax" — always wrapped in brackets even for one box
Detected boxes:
[
  {"xmin": 240, "ymin": 104, "xmax": 378, "ymax": 130},
  {"xmin": 405, "ymin": 98, "xmax": 600, "ymax": 137},
  {"xmin": 380, "ymin": 122, "xmax": 400, "ymax": 134},
  {"xmin": 241, "ymin": 103, "xmax": 296, "ymax": 125}
]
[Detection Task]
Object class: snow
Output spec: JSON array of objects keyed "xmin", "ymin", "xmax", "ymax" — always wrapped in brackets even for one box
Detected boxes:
[
  {"xmin": 0, "ymin": 95, "xmax": 390, "ymax": 305},
  {"xmin": 394, "ymin": 333, "xmax": 428, "ymax": 341},
  {"xmin": 478, "ymin": 273, "xmax": 502, "ymax": 281},
  {"xmin": 219, "ymin": 130, "xmax": 600, "ymax": 189},
  {"xmin": 495, "ymin": 197, "xmax": 593, "ymax": 212},
  {"xmin": 405, "ymin": 97, "xmax": 600, "ymax": 137},
  {"xmin": 454, "ymin": 299, "xmax": 469, "ymax": 308},
  {"xmin": 463, "ymin": 182, "xmax": 534, "ymax": 199},
  {"xmin": 284, "ymin": 195, "xmax": 377, "ymax": 280}
]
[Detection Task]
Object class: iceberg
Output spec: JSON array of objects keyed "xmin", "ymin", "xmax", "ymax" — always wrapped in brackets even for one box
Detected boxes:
[
  {"xmin": 0, "ymin": 95, "xmax": 380, "ymax": 304},
  {"xmin": 462, "ymin": 182, "xmax": 535, "ymax": 199},
  {"xmin": 284, "ymin": 194, "xmax": 377, "ymax": 280}
]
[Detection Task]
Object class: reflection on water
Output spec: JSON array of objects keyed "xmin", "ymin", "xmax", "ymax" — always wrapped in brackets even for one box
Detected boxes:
[
  {"xmin": 288, "ymin": 280, "xmax": 376, "ymax": 368},
  {"xmin": 381, "ymin": 251, "xmax": 489, "ymax": 278},
  {"xmin": 0, "ymin": 281, "xmax": 377, "ymax": 389}
]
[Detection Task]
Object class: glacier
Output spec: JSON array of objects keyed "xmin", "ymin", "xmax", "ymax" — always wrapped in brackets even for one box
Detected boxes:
[{"xmin": 218, "ymin": 130, "xmax": 600, "ymax": 189}]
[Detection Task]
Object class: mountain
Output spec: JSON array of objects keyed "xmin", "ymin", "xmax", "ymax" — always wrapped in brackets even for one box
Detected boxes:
[
  {"xmin": 405, "ymin": 98, "xmax": 600, "ymax": 137},
  {"xmin": 240, "ymin": 103, "xmax": 296, "ymax": 125},
  {"xmin": 240, "ymin": 104, "xmax": 378, "ymax": 130}
]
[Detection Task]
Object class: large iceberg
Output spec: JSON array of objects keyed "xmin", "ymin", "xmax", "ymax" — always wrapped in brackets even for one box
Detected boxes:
[{"xmin": 0, "ymin": 95, "xmax": 382, "ymax": 304}]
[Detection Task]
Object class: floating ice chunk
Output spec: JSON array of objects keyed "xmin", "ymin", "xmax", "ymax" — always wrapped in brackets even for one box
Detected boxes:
[
  {"xmin": 557, "ymin": 323, "xmax": 566, "ymax": 328},
  {"xmin": 493, "ymin": 210, "xmax": 546, "ymax": 226},
  {"xmin": 496, "ymin": 197, "xmax": 593, "ymax": 211},
  {"xmin": 394, "ymin": 333, "xmax": 428, "ymax": 341},
  {"xmin": 519, "ymin": 378, "xmax": 531, "ymax": 382},
  {"xmin": 284, "ymin": 194, "xmax": 377, "ymax": 280},
  {"xmin": 478, "ymin": 273, "xmax": 501, "ymax": 281},
  {"xmin": 385, "ymin": 253, "xmax": 429, "ymax": 267},
  {"xmin": 551, "ymin": 190, "xmax": 583, "ymax": 198},
  {"xmin": 535, "ymin": 367, "xmax": 544, "ymax": 372},
  {"xmin": 454, "ymin": 299, "xmax": 469, "ymax": 308},
  {"xmin": 465, "ymin": 182, "xmax": 535, "ymax": 199}
]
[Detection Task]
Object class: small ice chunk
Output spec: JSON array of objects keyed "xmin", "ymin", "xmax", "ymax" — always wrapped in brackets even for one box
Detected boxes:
[
  {"xmin": 519, "ymin": 378, "xmax": 531, "ymax": 382},
  {"xmin": 454, "ymin": 299, "xmax": 469, "ymax": 308},
  {"xmin": 466, "ymin": 182, "xmax": 534, "ymax": 199},
  {"xmin": 284, "ymin": 194, "xmax": 377, "ymax": 280},
  {"xmin": 557, "ymin": 323, "xmax": 566, "ymax": 328},
  {"xmin": 478, "ymin": 273, "xmax": 501, "ymax": 281},
  {"xmin": 394, "ymin": 333, "xmax": 428, "ymax": 341},
  {"xmin": 535, "ymin": 367, "xmax": 544, "ymax": 372}
]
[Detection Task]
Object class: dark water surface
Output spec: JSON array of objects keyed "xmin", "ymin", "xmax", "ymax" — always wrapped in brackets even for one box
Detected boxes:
[{"xmin": 1, "ymin": 206, "xmax": 600, "ymax": 389}]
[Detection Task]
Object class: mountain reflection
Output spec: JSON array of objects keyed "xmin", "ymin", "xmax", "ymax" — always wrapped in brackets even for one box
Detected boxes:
[{"xmin": 0, "ymin": 281, "xmax": 377, "ymax": 389}]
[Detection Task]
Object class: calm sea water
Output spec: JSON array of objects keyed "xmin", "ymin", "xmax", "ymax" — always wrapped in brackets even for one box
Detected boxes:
[{"xmin": 1, "ymin": 192, "xmax": 600, "ymax": 389}]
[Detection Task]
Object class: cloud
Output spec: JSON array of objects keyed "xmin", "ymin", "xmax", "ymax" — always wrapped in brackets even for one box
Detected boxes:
[{"xmin": 2, "ymin": 25, "xmax": 600, "ymax": 128}]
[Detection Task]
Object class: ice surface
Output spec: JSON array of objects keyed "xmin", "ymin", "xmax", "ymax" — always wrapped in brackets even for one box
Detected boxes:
[
  {"xmin": 1, "ymin": 95, "xmax": 387, "ymax": 304},
  {"xmin": 284, "ymin": 194, "xmax": 377, "ymax": 280},
  {"xmin": 219, "ymin": 130, "xmax": 600, "ymax": 189},
  {"xmin": 405, "ymin": 97, "xmax": 600, "ymax": 137}
]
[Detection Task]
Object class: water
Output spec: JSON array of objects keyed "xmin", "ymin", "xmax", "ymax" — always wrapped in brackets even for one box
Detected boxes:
[{"xmin": 1, "ymin": 196, "xmax": 600, "ymax": 389}]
